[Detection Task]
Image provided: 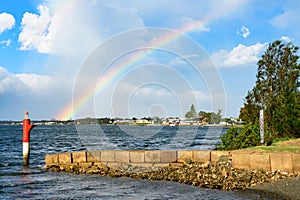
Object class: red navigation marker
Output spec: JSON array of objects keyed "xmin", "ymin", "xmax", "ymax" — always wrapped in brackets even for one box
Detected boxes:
[{"xmin": 22, "ymin": 111, "xmax": 36, "ymax": 166}]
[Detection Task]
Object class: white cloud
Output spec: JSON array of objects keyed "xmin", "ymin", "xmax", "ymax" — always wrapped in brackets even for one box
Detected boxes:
[
  {"xmin": 177, "ymin": 17, "xmax": 209, "ymax": 32},
  {"xmin": 0, "ymin": 12, "xmax": 15, "ymax": 34},
  {"xmin": 0, "ymin": 66, "xmax": 75, "ymax": 119},
  {"xmin": 17, "ymin": 0, "xmax": 251, "ymax": 57},
  {"xmin": 280, "ymin": 36, "xmax": 291, "ymax": 43},
  {"xmin": 134, "ymin": 87, "xmax": 169, "ymax": 98},
  {"xmin": 0, "ymin": 39, "xmax": 12, "ymax": 47},
  {"xmin": 18, "ymin": 5, "xmax": 52, "ymax": 53},
  {"xmin": 189, "ymin": 90, "xmax": 210, "ymax": 102},
  {"xmin": 238, "ymin": 26, "xmax": 250, "ymax": 39},
  {"xmin": 270, "ymin": 9, "xmax": 297, "ymax": 29},
  {"xmin": 0, "ymin": 66, "xmax": 9, "ymax": 80},
  {"xmin": 212, "ymin": 43, "xmax": 267, "ymax": 67},
  {"xmin": 15, "ymin": 73, "xmax": 53, "ymax": 93},
  {"xmin": 169, "ymin": 54, "xmax": 199, "ymax": 66},
  {"xmin": 0, "ymin": 66, "xmax": 24, "ymax": 93},
  {"xmin": 18, "ymin": 2, "xmax": 145, "ymax": 56},
  {"xmin": 0, "ymin": 66, "xmax": 53, "ymax": 94}
]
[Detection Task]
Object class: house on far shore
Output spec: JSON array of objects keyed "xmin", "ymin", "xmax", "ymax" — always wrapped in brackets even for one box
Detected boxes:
[{"xmin": 135, "ymin": 119, "xmax": 153, "ymax": 126}]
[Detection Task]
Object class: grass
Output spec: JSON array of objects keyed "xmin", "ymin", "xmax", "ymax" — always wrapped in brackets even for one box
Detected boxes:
[{"xmin": 241, "ymin": 138, "xmax": 300, "ymax": 153}]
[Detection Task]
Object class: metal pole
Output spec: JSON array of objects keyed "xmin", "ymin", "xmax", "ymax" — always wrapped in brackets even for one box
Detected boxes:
[{"xmin": 259, "ymin": 110, "xmax": 264, "ymax": 144}]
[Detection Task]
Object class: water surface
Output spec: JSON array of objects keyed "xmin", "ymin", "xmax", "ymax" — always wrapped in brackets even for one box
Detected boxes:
[{"xmin": 0, "ymin": 125, "xmax": 260, "ymax": 199}]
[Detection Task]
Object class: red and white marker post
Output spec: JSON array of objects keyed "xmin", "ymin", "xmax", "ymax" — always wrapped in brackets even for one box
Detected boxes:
[{"xmin": 22, "ymin": 111, "xmax": 36, "ymax": 166}]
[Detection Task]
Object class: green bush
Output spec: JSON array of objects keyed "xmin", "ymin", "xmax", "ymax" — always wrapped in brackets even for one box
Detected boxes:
[{"xmin": 217, "ymin": 123, "xmax": 261, "ymax": 150}]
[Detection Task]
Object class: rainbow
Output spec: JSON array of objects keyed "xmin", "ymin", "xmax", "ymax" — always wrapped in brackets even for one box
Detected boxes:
[{"xmin": 55, "ymin": 17, "xmax": 211, "ymax": 120}]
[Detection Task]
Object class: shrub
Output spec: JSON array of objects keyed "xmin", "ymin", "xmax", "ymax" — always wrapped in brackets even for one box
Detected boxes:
[{"xmin": 217, "ymin": 123, "xmax": 261, "ymax": 150}]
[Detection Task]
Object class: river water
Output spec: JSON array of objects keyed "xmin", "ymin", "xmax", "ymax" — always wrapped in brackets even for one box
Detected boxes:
[{"xmin": 0, "ymin": 125, "xmax": 261, "ymax": 199}]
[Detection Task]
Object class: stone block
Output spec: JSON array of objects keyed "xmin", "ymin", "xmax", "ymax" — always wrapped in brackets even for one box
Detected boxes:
[
  {"xmin": 177, "ymin": 150, "xmax": 193, "ymax": 163},
  {"xmin": 100, "ymin": 150, "xmax": 115, "ymax": 162},
  {"xmin": 145, "ymin": 151, "xmax": 160, "ymax": 163},
  {"xmin": 87, "ymin": 150, "xmax": 101, "ymax": 162},
  {"xmin": 270, "ymin": 153, "xmax": 293, "ymax": 173},
  {"xmin": 293, "ymin": 154, "xmax": 300, "ymax": 174},
  {"xmin": 106, "ymin": 162, "xmax": 122, "ymax": 169},
  {"xmin": 115, "ymin": 151, "xmax": 130, "ymax": 163},
  {"xmin": 159, "ymin": 150, "xmax": 177, "ymax": 163},
  {"xmin": 193, "ymin": 151, "xmax": 211, "ymax": 163},
  {"xmin": 250, "ymin": 153, "xmax": 270, "ymax": 171},
  {"xmin": 129, "ymin": 151, "xmax": 145, "ymax": 163},
  {"xmin": 59, "ymin": 153, "xmax": 72, "ymax": 164},
  {"xmin": 72, "ymin": 152, "xmax": 87, "ymax": 163},
  {"xmin": 232, "ymin": 152, "xmax": 250, "ymax": 169},
  {"xmin": 211, "ymin": 151, "xmax": 230, "ymax": 162},
  {"xmin": 45, "ymin": 154, "xmax": 59, "ymax": 166}
]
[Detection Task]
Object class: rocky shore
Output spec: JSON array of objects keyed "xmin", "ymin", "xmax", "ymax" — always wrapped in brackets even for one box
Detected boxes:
[{"xmin": 46, "ymin": 156, "xmax": 299, "ymax": 191}]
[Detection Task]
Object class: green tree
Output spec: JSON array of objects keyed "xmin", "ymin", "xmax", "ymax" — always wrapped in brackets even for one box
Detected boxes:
[
  {"xmin": 198, "ymin": 111, "xmax": 206, "ymax": 119},
  {"xmin": 239, "ymin": 90, "xmax": 260, "ymax": 124},
  {"xmin": 240, "ymin": 40, "xmax": 300, "ymax": 138},
  {"xmin": 185, "ymin": 104, "xmax": 197, "ymax": 119},
  {"xmin": 198, "ymin": 109, "xmax": 222, "ymax": 124},
  {"xmin": 219, "ymin": 40, "xmax": 300, "ymax": 150}
]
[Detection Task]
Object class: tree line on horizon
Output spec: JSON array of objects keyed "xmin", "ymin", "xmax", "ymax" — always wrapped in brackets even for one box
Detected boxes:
[{"xmin": 184, "ymin": 104, "xmax": 223, "ymax": 124}]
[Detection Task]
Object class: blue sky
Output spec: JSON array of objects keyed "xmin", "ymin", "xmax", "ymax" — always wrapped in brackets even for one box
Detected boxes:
[{"xmin": 0, "ymin": 0, "xmax": 299, "ymax": 120}]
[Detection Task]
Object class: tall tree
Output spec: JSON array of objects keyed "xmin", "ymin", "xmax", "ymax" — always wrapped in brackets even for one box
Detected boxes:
[
  {"xmin": 185, "ymin": 104, "xmax": 197, "ymax": 119},
  {"xmin": 240, "ymin": 40, "xmax": 300, "ymax": 138}
]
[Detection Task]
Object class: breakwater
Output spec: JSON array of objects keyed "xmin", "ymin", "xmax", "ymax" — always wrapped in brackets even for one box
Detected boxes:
[
  {"xmin": 45, "ymin": 150, "xmax": 300, "ymax": 190},
  {"xmin": 45, "ymin": 150, "xmax": 300, "ymax": 174}
]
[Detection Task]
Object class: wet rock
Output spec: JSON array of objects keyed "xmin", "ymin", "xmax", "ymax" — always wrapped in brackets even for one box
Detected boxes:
[
  {"xmin": 86, "ymin": 165, "xmax": 101, "ymax": 174},
  {"xmin": 49, "ymin": 165, "xmax": 60, "ymax": 172},
  {"xmin": 47, "ymin": 160, "xmax": 299, "ymax": 191}
]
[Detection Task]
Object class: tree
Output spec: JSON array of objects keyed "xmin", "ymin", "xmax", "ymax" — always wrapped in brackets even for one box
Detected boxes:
[
  {"xmin": 185, "ymin": 104, "xmax": 197, "ymax": 119},
  {"xmin": 207, "ymin": 110, "xmax": 222, "ymax": 124},
  {"xmin": 198, "ymin": 111, "xmax": 206, "ymax": 119},
  {"xmin": 197, "ymin": 109, "xmax": 222, "ymax": 124},
  {"xmin": 240, "ymin": 40, "xmax": 300, "ymax": 138},
  {"xmin": 239, "ymin": 90, "xmax": 260, "ymax": 124},
  {"xmin": 152, "ymin": 116, "xmax": 162, "ymax": 124}
]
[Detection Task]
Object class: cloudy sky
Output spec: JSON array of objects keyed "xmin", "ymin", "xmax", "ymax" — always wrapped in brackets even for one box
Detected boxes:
[{"xmin": 0, "ymin": 0, "xmax": 299, "ymax": 120}]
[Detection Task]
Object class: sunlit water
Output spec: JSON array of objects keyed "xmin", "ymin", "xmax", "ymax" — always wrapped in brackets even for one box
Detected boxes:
[{"xmin": 0, "ymin": 125, "xmax": 261, "ymax": 199}]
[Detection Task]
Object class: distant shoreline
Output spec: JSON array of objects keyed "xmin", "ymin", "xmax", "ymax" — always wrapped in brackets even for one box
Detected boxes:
[{"xmin": 0, "ymin": 120, "xmax": 242, "ymax": 128}]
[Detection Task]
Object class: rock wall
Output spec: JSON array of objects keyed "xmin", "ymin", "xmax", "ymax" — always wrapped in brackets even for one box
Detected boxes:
[
  {"xmin": 232, "ymin": 152, "xmax": 300, "ymax": 173},
  {"xmin": 45, "ymin": 150, "xmax": 300, "ymax": 174}
]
